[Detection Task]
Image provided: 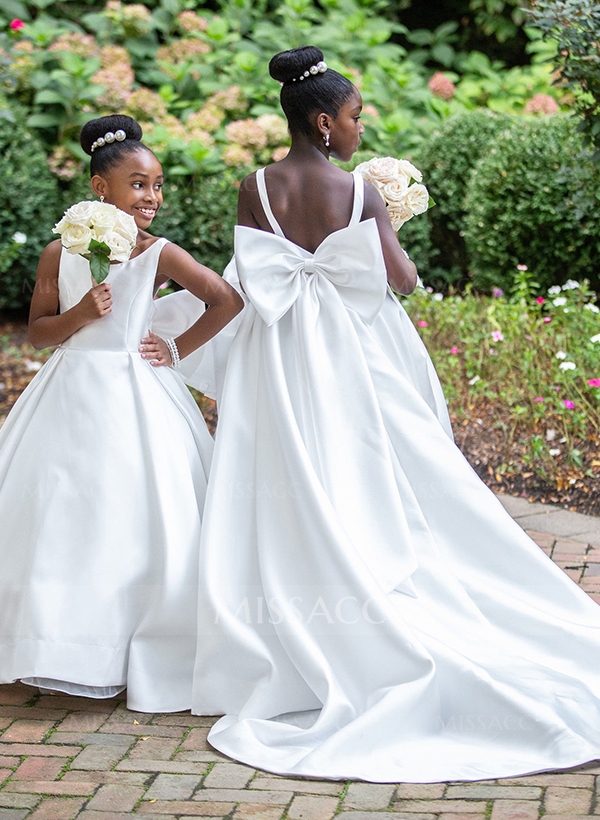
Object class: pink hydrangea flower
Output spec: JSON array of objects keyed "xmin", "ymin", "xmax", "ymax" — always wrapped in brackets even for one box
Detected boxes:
[
  {"xmin": 417, "ymin": 320, "xmax": 428, "ymax": 327},
  {"xmin": 587, "ymin": 378, "xmax": 600, "ymax": 388},
  {"xmin": 563, "ymin": 400, "xmax": 575, "ymax": 409},
  {"xmin": 428, "ymin": 72, "xmax": 456, "ymax": 101},
  {"xmin": 525, "ymin": 94, "xmax": 559, "ymax": 115}
]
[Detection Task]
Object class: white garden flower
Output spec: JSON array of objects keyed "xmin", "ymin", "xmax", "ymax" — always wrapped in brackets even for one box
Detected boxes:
[
  {"xmin": 555, "ymin": 351, "xmax": 567, "ymax": 359},
  {"xmin": 559, "ymin": 361, "xmax": 576, "ymax": 371},
  {"xmin": 591, "ymin": 334, "xmax": 600, "ymax": 343},
  {"xmin": 548, "ymin": 285, "xmax": 561, "ymax": 295},
  {"xmin": 584, "ymin": 303, "xmax": 600, "ymax": 313},
  {"xmin": 432, "ymin": 293, "xmax": 444, "ymax": 301},
  {"xmin": 12, "ymin": 232, "xmax": 27, "ymax": 244},
  {"xmin": 549, "ymin": 448, "xmax": 561, "ymax": 456},
  {"xmin": 562, "ymin": 279, "xmax": 580, "ymax": 290},
  {"xmin": 468, "ymin": 375, "xmax": 481, "ymax": 385},
  {"xmin": 553, "ymin": 297, "xmax": 567, "ymax": 307}
]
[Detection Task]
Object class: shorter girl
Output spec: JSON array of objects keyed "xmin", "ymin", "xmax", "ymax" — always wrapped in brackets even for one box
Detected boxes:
[{"xmin": 0, "ymin": 114, "xmax": 243, "ymax": 712}]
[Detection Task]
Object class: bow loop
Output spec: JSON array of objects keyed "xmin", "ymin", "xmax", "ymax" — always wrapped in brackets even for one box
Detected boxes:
[{"xmin": 235, "ymin": 220, "xmax": 387, "ymax": 327}]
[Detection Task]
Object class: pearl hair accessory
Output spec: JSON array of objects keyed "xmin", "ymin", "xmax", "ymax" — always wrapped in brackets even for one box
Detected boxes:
[
  {"xmin": 90, "ymin": 129, "xmax": 127, "ymax": 153},
  {"xmin": 289, "ymin": 60, "xmax": 327, "ymax": 83},
  {"xmin": 165, "ymin": 337, "xmax": 181, "ymax": 369}
]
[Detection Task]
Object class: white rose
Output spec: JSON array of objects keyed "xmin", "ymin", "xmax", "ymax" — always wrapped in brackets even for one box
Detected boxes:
[
  {"xmin": 397, "ymin": 159, "xmax": 423, "ymax": 183},
  {"xmin": 112, "ymin": 210, "xmax": 138, "ymax": 245},
  {"xmin": 91, "ymin": 202, "xmax": 118, "ymax": 236},
  {"xmin": 104, "ymin": 230, "xmax": 133, "ymax": 262},
  {"xmin": 61, "ymin": 224, "xmax": 93, "ymax": 256},
  {"xmin": 405, "ymin": 183, "xmax": 430, "ymax": 215},
  {"xmin": 52, "ymin": 217, "xmax": 68, "ymax": 236},
  {"xmin": 63, "ymin": 200, "xmax": 97, "ymax": 227},
  {"xmin": 387, "ymin": 202, "xmax": 414, "ymax": 231},
  {"xmin": 365, "ymin": 156, "xmax": 400, "ymax": 186},
  {"xmin": 382, "ymin": 177, "xmax": 409, "ymax": 206}
]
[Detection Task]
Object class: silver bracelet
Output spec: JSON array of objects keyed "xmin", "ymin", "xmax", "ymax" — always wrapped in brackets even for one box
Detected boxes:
[{"xmin": 165, "ymin": 337, "xmax": 181, "ymax": 368}]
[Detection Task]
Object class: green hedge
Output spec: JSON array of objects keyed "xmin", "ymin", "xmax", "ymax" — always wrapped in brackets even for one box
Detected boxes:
[
  {"xmin": 0, "ymin": 101, "xmax": 60, "ymax": 310},
  {"xmin": 464, "ymin": 115, "xmax": 600, "ymax": 292}
]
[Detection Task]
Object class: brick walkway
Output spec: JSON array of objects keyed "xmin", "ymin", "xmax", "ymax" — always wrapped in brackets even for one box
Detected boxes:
[{"xmin": 1, "ymin": 516, "xmax": 600, "ymax": 819}]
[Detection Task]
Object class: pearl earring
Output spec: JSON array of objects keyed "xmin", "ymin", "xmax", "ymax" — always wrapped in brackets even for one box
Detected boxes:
[
  {"xmin": 100, "ymin": 195, "xmax": 105, "ymax": 202},
  {"xmin": 324, "ymin": 133, "xmax": 330, "ymax": 148}
]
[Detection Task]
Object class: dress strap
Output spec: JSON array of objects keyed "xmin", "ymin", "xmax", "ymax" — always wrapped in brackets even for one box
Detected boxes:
[
  {"xmin": 256, "ymin": 168, "xmax": 285, "ymax": 238},
  {"xmin": 349, "ymin": 172, "xmax": 364, "ymax": 226}
]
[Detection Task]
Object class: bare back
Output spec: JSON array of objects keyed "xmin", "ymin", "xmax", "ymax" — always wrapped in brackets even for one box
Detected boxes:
[{"xmin": 238, "ymin": 160, "xmax": 356, "ymax": 254}]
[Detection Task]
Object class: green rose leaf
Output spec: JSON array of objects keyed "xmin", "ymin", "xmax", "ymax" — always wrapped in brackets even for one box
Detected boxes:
[{"xmin": 90, "ymin": 252, "xmax": 110, "ymax": 284}]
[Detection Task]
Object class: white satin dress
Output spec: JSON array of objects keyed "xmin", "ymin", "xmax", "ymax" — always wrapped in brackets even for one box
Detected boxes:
[
  {"xmin": 190, "ymin": 169, "xmax": 600, "ymax": 782},
  {"xmin": 0, "ymin": 239, "xmax": 213, "ymax": 712}
]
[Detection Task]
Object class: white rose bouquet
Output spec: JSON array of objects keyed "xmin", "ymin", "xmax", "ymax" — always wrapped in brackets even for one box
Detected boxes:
[
  {"xmin": 53, "ymin": 201, "xmax": 138, "ymax": 283},
  {"xmin": 354, "ymin": 157, "xmax": 434, "ymax": 231}
]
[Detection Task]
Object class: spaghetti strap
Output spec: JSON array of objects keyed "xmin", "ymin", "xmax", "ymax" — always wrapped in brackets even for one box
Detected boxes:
[
  {"xmin": 256, "ymin": 168, "xmax": 285, "ymax": 238},
  {"xmin": 349, "ymin": 172, "xmax": 364, "ymax": 226}
]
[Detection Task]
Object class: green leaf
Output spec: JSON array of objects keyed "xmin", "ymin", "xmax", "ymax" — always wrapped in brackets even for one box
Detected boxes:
[
  {"xmin": 90, "ymin": 253, "xmax": 110, "ymax": 284},
  {"xmin": 88, "ymin": 239, "xmax": 111, "ymax": 257},
  {"xmin": 26, "ymin": 113, "xmax": 62, "ymax": 128},
  {"xmin": 34, "ymin": 89, "xmax": 66, "ymax": 105}
]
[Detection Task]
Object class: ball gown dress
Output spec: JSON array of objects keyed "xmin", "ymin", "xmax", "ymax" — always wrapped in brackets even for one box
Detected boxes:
[
  {"xmin": 188, "ymin": 169, "xmax": 600, "ymax": 782},
  {"xmin": 0, "ymin": 239, "xmax": 213, "ymax": 712}
]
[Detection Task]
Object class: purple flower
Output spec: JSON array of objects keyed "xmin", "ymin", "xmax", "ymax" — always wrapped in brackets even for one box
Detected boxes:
[
  {"xmin": 492, "ymin": 287, "xmax": 504, "ymax": 298},
  {"xmin": 563, "ymin": 400, "xmax": 575, "ymax": 409}
]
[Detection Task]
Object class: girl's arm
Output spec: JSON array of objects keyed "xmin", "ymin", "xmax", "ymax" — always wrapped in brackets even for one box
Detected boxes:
[
  {"xmin": 362, "ymin": 182, "xmax": 418, "ymax": 295},
  {"xmin": 28, "ymin": 240, "xmax": 113, "ymax": 350},
  {"xmin": 140, "ymin": 243, "xmax": 243, "ymax": 365}
]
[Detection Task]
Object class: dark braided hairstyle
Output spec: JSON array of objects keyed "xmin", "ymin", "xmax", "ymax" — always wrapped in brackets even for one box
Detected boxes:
[
  {"xmin": 269, "ymin": 46, "xmax": 356, "ymax": 137},
  {"xmin": 80, "ymin": 114, "xmax": 154, "ymax": 177}
]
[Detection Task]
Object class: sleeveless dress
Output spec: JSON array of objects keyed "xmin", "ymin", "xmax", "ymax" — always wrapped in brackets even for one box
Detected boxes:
[
  {"xmin": 0, "ymin": 239, "xmax": 213, "ymax": 713},
  {"xmin": 191, "ymin": 168, "xmax": 600, "ymax": 782}
]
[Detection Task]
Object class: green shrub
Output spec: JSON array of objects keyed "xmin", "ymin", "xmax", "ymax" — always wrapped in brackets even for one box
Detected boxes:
[
  {"xmin": 152, "ymin": 171, "xmax": 240, "ymax": 275},
  {"xmin": 413, "ymin": 109, "xmax": 513, "ymax": 287},
  {"xmin": 0, "ymin": 100, "xmax": 60, "ymax": 310},
  {"xmin": 464, "ymin": 115, "xmax": 600, "ymax": 292}
]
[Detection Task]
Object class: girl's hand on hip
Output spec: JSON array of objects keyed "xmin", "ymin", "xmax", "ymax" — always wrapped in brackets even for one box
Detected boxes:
[{"xmin": 139, "ymin": 332, "xmax": 172, "ymax": 367}]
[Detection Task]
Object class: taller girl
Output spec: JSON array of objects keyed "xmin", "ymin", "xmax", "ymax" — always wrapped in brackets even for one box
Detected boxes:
[
  {"xmin": 0, "ymin": 114, "xmax": 242, "ymax": 711},
  {"xmin": 192, "ymin": 47, "xmax": 600, "ymax": 781}
]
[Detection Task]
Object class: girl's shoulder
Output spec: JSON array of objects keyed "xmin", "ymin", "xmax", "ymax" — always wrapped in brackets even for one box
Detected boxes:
[{"xmin": 38, "ymin": 239, "xmax": 63, "ymax": 270}]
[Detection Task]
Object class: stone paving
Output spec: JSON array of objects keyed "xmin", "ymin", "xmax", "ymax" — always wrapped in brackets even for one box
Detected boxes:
[{"xmin": 1, "ymin": 495, "xmax": 600, "ymax": 820}]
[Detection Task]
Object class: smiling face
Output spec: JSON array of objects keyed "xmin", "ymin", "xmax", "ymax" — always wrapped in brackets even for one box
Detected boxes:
[
  {"xmin": 91, "ymin": 149, "xmax": 164, "ymax": 231},
  {"xmin": 328, "ymin": 88, "xmax": 364, "ymax": 163}
]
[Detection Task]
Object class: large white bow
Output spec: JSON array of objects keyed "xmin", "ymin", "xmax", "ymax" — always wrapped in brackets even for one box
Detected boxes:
[{"xmin": 235, "ymin": 219, "xmax": 387, "ymax": 327}]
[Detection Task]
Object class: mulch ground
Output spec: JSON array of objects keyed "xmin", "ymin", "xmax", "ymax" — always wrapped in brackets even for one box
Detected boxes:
[{"xmin": 1, "ymin": 314, "xmax": 597, "ymax": 516}]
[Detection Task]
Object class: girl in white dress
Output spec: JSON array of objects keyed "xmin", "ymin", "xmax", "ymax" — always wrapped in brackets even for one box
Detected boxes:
[
  {"xmin": 191, "ymin": 47, "xmax": 600, "ymax": 781},
  {"xmin": 0, "ymin": 114, "xmax": 243, "ymax": 712}
]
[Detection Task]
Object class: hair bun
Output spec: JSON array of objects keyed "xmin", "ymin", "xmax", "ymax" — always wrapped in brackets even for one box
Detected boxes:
[
  {"xmin": 80, "ymin": 114, "xmax": 143, "ymax": 157},
  {"xmin": 269, "ymin": 46, "xmax": 324, "ymax": 84}
]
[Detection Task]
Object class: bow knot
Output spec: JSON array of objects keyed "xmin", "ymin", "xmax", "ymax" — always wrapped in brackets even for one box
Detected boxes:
[{"xmin": 235, "ymin": 219, "xmax": 387, "ymax": 327}]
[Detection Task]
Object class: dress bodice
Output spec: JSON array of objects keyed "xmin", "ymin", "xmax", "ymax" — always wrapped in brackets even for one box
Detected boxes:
[
  {"xmin": 58, "ymin": 238, "xmax": 168, "ymax": 352},
  {"xmin": 234, "ymin": 169, "xmax": 388, "ymax": 326}
]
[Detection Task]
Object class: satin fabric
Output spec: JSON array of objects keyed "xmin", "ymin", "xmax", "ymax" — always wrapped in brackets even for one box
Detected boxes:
[
  {"xmin": 0, "ymin": 240, "xmax": 213, "ymax": 712},
  {"xmin": 190, "ymin": 169, "xmax": 600, "ymax": 782}
]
